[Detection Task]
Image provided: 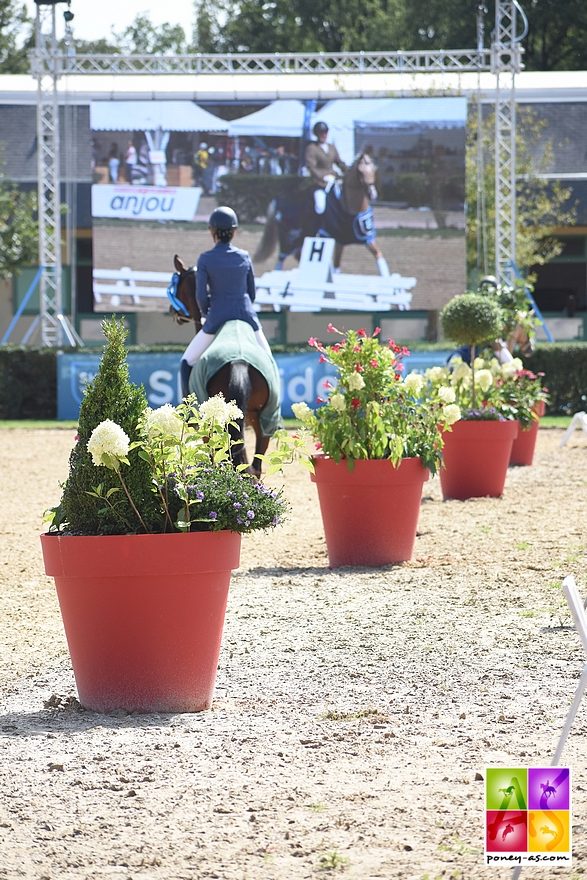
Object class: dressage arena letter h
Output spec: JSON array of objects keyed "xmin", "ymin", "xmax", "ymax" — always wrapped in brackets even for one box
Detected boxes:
[{"xmin": 309, "ymin": 240, "xmax": 326, "ymax": 262}]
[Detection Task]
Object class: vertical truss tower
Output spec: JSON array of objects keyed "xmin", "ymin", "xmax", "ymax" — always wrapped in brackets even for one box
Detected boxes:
[
  {"xmin": 492, "ymin": 0, "xmax": 524, "ymax": 283},
  {"xmin": 32, "ymin": 1, "xmax": 520, "ymax": 345}
]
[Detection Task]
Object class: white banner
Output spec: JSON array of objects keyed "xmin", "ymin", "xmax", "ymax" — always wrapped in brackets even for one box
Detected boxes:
[{"xmin": 91, "ymin": 185, "xmax": 202, "ymax": 222}]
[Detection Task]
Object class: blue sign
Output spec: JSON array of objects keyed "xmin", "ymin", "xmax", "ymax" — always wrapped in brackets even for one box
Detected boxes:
[{"xmin": 56, "ymin": 349, "xmax": 452, "ymax": 421}]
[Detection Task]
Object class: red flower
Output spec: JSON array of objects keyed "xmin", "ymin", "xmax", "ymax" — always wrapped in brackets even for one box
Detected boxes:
[
  {"xmin": 357, "ymin": 328, "xmax": 367, "ymax": 337},
  {"xmin": 351, "ymin": 398, "xmax": 361, "ymax": 408},
  {"xmin": 355, "ymin": 363, "xmax": 364, "ymax": 372},
  {"xmin": 319, "ymin": 354, "xmax": 327, "ymax": 363},
  {"xmin": 373, "ymin": 326, "xmax": 381, "ymax": 337},
  {"xmin": 308, "ymin": 336, "xmax": 318, "ymax": 347},
  {"xmin": 332, "ymin": 343, "xmax": 342, "ymax": 352},
  {"xmin": 327, "ymin": 322, "xmax": 337, "ymax": 333},
  {"xmin": 315, "ymin": 441, "xmax": 323, "ymax": 449},
  {"xmin": 370, "ymin": 358, "xmax": 379, "ymax": 368}
]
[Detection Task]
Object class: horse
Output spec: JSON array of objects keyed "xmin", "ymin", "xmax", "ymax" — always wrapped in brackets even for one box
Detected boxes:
[
  {"xmin": 168, "ymin": 255, "xmax": 273, "ymax": 477},
  {"xmin": 254, "ymin": 152, "xmax": 390, "ymax": 275}
]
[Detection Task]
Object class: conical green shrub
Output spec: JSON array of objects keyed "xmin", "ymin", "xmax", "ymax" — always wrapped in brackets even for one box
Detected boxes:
[{"xmin": 56, "ymin": 317, "xmax": 160, "ymax": 534}]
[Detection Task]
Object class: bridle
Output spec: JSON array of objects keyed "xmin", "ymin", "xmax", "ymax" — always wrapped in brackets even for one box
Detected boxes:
[{"xmin": 166, "ymin": 268, "xmax": 193, "ymax": 324}]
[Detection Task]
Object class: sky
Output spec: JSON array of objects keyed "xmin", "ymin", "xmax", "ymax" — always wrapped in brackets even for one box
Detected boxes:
[{"xmin": 25, "ymin": 1, "xmax": 195, "ymax": 43}]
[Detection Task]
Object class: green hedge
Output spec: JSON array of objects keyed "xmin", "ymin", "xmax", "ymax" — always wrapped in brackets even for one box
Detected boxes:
[
  {"xmin": 216, "ymin": 174, "xmax": 313, "ymax": 224},
  {"xmin": 1, "ymin": 343, "xmax": 586, "ymax": 419},
  {"xmin": 526, "ymin": 344, "xmax": 587, "ymax": 414},
  {"xmin": 0, "ymin": 347, "xmax": 59, "ymax": 419}
]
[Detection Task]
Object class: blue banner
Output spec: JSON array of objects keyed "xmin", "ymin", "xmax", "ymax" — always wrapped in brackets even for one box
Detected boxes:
[
  {"xmin": 56, "ymin": 349, "xmax": 451, "ymax": 421},
  {"xmin": 57, "ymin": 351, "xmax": 338, "ymax": 420}
]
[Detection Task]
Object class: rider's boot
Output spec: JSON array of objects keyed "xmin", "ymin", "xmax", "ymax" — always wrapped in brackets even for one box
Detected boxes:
[{"xmin": 376, "ymin": 256, "xmax": 390, "ymax": 277}]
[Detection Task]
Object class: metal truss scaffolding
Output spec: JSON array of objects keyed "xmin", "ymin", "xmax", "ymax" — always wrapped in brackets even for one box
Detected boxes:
[{"xmin": 32, "ymin": 0, "xmax": 520, "ymax": 346}]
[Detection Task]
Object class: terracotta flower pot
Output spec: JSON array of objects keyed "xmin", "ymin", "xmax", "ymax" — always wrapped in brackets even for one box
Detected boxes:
[
  {"xmin": 440, "ymin": 419, "xmax": 518, "ymax": 500},
  {"xmin": 41, "ymin": 531, "xmax": 241, "ymax": 713},
  {"xmin": 310, "ymin": 456, "xmax": 429, "ymax": 567},
  {"xmin": 510, "ymin": 400, "xmax": 546, "ymax": 467}
]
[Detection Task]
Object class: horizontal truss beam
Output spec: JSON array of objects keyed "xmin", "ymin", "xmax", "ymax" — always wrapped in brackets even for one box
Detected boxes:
[{"xmin": 30, "ymin": 48, "xmax": 493, "ymax": 77}]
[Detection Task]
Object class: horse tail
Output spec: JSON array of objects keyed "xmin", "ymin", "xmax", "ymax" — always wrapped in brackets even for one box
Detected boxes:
[
  {"xmin": 227, "ymin": 361, "xmax": 251, "ymax": 465},
  {"xmin": 253, "ymin": 199, "xmax": 279, "ymax": 263}
]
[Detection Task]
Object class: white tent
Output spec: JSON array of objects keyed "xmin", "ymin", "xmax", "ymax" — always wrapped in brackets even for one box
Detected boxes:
[
  {"xmin": 227, "ymin": 100, "xmax": 307, "ymax": 138},
  {"xmin": 310, "ymin": 97, "xmax": 467, "ymax": 163},
  {"xmin": 90, "ymin": 101, "xmax": 228, "ymax": 132}
]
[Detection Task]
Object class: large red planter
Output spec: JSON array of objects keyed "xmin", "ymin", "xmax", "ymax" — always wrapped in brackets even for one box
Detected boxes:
[
  {"xmin": 310, "ymin": 456, "xmax": 429, "ymax": 567},
  {"xmin": 440, "ymin": 419, "xmax": 518, "ymax": 500},
  {"xmin": 41, "ymin": 531, "xmax": 241, "ymax": 713},
  {"xmin": 510, "ymin": 400, "xmax": 546, "ymax": 467}
]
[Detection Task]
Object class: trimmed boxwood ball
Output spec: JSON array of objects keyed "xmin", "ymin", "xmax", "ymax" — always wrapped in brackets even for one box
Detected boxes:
[{"xmin": 441, "ymin": 293, "xmax": 503, "ymax": 347}]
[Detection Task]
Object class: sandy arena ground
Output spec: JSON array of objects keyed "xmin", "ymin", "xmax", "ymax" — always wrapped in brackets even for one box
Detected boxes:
[{"xmin": 0, "ymin": 426, "xmax": 586, "ymax": 880}]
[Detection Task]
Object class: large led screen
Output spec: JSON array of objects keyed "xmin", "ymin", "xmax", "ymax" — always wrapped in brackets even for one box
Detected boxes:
[{"xmin": 90, "ymin": 96, "xmax": 467, "ymax": 315}]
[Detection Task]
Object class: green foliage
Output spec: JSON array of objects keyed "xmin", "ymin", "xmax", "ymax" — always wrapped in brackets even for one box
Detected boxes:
[
  {"xmin": 0, "ymin": 162, "xmax": 38, "ymax": 278},
  {"xmin": 0, "ymin": 0, "xmax": 33, "ymax": 73},
  {"xmin": 0, "ymin": 346, "xmax": 56, "ymax": 419},
  {"xmin": 466, "ymin": 104, "xmax": 576, "ymax": 279},
  {"xmin": 54, "ymin": 318, "xmax": 160, "ymax": 535},
  {"xmin": 440, "ymin": 293, "xmax": 502, "ymax": 348},
  {"xmin": 215, "ymin": 174, "xmax": 311, "ymax": 224},
  {"xmin": 527, "ymin": 344, "xmax": 587, "ymax": 415}
]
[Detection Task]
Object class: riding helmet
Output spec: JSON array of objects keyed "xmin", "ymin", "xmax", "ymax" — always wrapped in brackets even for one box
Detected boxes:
[
  {"xmin": 208, "ymin": 206, "xmax": 239, "ymax": 231},
  {"xmin": 312, "ymin": 121, "xmax": 329, "ymax": 136}
]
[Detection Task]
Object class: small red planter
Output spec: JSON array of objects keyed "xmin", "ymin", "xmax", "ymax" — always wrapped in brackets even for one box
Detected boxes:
[
  {"xmin": 440, "ymin": 419, "xmax": 518, "ymax": 500},
  {"xmin": 41, "ymin": 531, "xmax": 241, "ymax": 713},
  {"xmin": 510, "ymin": 400, "xmax": 546, "ymax": 467},
  {"xmin": 310, "ymin": 456, "xmax": 429, "ymax": 567}
]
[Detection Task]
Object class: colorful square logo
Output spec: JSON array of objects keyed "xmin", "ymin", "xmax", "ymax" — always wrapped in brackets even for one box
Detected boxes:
[{"xmin": 484, "ymin": 766, "xmax": 572, "ymax": 867}]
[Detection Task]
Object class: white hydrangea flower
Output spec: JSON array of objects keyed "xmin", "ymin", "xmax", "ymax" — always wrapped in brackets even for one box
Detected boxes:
[
  {"xmin": 291, "ymin": 402, "xmax": 313, "ymax": 422},
  {"xmin": 404, "ymin": 371, "xmax": 424, "ymax": 396},
  {"xmin": 329, "ymin": 393, "xmax": 346, "ymax": 412},
  {"xmin": 452, "ymin": 362, "xmax": 471, "ymax": 383},
  {"xmin": 442, "ymin": 404, "xmax": 461, "ymax": 426},
  {"xmin": 199, "ymin": 394, "xmax": 242, "ymax": 425},
  {"xmin": 438, "ymin": 385, "xmax": 456, "ymax": 403},
  {"xmin": 225, "ymin": 400, "xmax": 244, "ymax": 422},
  {"xmin": 476, "ymin": 369, "xmax": 493, "ymax": 392},
  {"xmin": 501, "ymin": 360, "xmax": 517, "ymax": 378},
  {"xmin": 347, "ymin": 371, "xmax": 365, "ymax": 391},
  {"xmin": 472, "ymin": 356, "xmax": 486, "ymax": 370},
  {"xmin": 87, "ymin": 419, "xmax": 130, "ymax": 468},
  {"xmin": 426, "ymin": 366, "xmax": 445, "ymax": 383},
  {"xmin": 143, "ymin": 404, "xmax": 184, "ymax": 440}
]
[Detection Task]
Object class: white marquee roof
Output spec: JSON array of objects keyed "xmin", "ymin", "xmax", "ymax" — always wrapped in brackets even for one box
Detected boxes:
[{"xmin": 90, "ymin": 100, "xmax": 228, "ymax": 132}]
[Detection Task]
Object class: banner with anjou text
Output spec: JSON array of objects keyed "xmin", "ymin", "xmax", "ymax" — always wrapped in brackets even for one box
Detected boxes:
[{"xmin": 56, "ymin": 351, "xmax": 339, "ymax": 421}]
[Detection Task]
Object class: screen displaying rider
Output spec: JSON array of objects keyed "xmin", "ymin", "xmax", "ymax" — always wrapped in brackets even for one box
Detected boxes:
[{"xmin": 304, "ymin": 121, "xmax": 347, "ymax": 214}]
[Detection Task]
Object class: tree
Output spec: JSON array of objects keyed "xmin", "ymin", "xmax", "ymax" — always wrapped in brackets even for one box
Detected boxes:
[
  {"xmin": 465, "ymin": 103, "xmax": 576, "ymax": 283},
  {"xmin": 522, "ymin": 0, "xmax": 587, "ymax": 71},
  {"xmin": 0, "ymin": 0, "xmax": 34, "ymax": 73},
  {"xmin": 115, "ymin": 15, "xmax": 189, "ymax": 55},
  {"xmin": 215, "ymin": 0, "xmax": 404, "ymax": 54},
  {"xmin": 0, "ymin": 164, "xmax": 38, "ymax": 278}
]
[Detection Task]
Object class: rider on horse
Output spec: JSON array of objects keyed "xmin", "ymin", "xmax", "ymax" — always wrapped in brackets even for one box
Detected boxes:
[
  {"xmin": 304, "ymin": 121, "xmax": 347, "ymax": 215},
  {"xmin": 180, "ymin": 206, "xmax": 272, "ymax": 398}
]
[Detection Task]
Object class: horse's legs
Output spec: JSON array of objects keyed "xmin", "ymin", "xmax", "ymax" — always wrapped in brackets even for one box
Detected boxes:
[
  {"xmin": 248, "ymin": 413, "xmax": 270, "ymax": 479},
  {"xmin": 366, "ymin": 241, "xmax": 390, "ymax": 276}
]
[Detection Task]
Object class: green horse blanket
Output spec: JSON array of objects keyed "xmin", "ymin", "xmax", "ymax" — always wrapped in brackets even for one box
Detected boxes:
[{"xmin": 189, "ymin": 320, "xmax": 282, "ymax": 437}]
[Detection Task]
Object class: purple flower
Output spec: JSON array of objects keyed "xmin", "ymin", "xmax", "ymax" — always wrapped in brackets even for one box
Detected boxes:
[
  {"xmin": 233, "ymin": 502, "xmax": 242, "ymax": 509},
  {"xmin": 195, "ymin": 491, "xmax": 204, "ymax": 501},
  {"xmin": 247, "ymin": 510, "xmax": 255, "ymax": 520},
  {"xmin": 208, "ymin": 511, "xmax": 218, "ymax": 520}
]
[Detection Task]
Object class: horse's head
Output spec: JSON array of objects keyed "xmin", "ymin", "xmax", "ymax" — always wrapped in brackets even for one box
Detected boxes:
[
  {"xmin": 168, "ymin": 255, "xmax": 202, "ymax": 331},
  {"xmin": 343, "ymin": 152, "xmax": 378, "ymax": 209}
]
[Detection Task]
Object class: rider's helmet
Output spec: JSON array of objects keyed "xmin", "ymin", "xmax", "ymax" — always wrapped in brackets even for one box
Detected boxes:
[
  {"xmin": 312, "ymin": 121, "xmax": 329, "ymax": 137},
  {"xmin": 208, "ymin": 206, "xmax": 239, "ymax": 231}
]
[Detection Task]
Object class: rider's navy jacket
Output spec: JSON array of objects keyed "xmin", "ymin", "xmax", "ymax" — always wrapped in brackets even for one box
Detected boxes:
[{"xmin": 196, "ymin": 241, "xmax": 260, "ymax": 335}]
